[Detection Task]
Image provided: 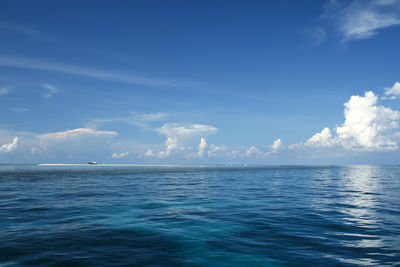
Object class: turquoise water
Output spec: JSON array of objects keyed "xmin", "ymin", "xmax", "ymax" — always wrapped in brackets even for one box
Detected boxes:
[{"xmin": 1, "ymin": 165, "xmax": 399, "ymax": 266}]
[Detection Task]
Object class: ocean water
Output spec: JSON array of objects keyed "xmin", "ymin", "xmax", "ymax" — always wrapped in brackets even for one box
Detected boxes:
[{"xmin": 0, "ymin": 165, "xmax": 399, "ymax": 266}]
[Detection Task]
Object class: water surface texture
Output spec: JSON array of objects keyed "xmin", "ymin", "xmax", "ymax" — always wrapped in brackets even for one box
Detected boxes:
[{"xmin": 1, "ymin": 165, "xmax": 399, "ymax": 266}]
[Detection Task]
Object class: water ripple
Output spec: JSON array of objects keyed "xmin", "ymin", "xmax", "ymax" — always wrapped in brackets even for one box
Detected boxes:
[{"xmin": 1, "ymin": 165, "xmax": 400, "ymax": 266}]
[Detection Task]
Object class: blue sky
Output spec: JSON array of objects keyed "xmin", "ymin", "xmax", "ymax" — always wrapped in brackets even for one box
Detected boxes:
[{"xmin": 1, "ymin": 0, "xmax": 400, "ymax": 164}]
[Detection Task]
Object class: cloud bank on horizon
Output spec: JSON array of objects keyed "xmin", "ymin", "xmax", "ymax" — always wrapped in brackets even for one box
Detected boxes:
[{"xmin": 2, "ymin": 82, "xmax": 400, "ymax": 163}]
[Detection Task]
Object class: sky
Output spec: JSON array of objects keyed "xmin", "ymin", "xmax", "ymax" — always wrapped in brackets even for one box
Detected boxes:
[{"xmin": 1, "ymin": 0, "xmax": 400, "ymax": 164}]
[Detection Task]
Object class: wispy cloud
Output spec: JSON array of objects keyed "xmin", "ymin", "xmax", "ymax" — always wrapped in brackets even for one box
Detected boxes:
[
  {"xmin": 13, "ymin": 107, "xmax": 29, "ymax": 113},
  {"xmin": 86, "ymin": 112, "xmax": 168, "ymax": 130},
  {"xmin": 383, "ymin": 81, "xmax": 400, "ymax": 99},
  {"xmin": 324, "ymin": 0, "xmax": 400, "ymax": 42},
  {"xmin": 0, "ymin": 21, "xmax": 47, "ymax": 40},
  {"xmin": 0, "ymin": 87, "xmax": 10, "ymax": 95},
  {"xmin": 111, "ymin": 151, "xmax": 129, "ymax": 159},
  {"xmin": 42, "ymin": 83, "xmax": 58, "ymax": 98},
  {"xmin": 304, "ymin": 27, "xmax": 327, "ymax": 44},
  {"xmin": 0, "ymin": 56, "xmax": 187, "ymax": 87}
]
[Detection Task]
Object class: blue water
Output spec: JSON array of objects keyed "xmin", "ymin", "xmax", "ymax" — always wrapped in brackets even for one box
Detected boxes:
[{"xmin": 1, "ymin": 165, "xmax": 400, "ymax": 266}]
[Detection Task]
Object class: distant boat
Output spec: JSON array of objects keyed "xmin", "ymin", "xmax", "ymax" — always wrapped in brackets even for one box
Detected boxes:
[{"xmin": 88, "ymin": 162, "xmax": 97, "ymax": 165}]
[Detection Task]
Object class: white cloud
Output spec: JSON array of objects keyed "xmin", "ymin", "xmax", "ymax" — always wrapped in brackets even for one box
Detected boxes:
[
  {"xmin": 0, "ymin": 56, "xmax": 185, "ymax": 87},
  {"xmin": 229, "ymin": 150, "xmax": 240, "ymax": 158},
  {"xmin": 155, "ymin": 123, "xmax": 217, "ymax": 158},
  {"xmin": 42, "ymin": 83, "xmax": 58, "ymax": 98},
  {"xmin": 0, "ymin": 87, "xmax": 10, "ymax": 95},
  {"xmin": 37, "ymin": 128, "xmax": 118, "ymax": 141},
  {"xmin": 145, "ymin": 148, "xmax": 154, "ymax": 157},
  {"xmin": 29, "ymin": 128, "xmax": 119, "ymax": 161},
  {"xmin": 336, "ymin": 91, "xmax": 400, "ymax": 150},
  {"xmin": 158, "ymin": 137, "xmax": 180, "ymax": 158},
  {"xmin": 198, "ymin": 138, "xmax": 207, "ymax": 158},
  {"xmin": 208, "ymin": 144, "xmax": 226, "ymax": 157},
  {"xmin": 245, "ymin": 146, "xmax": 261, "ymax": 157},
  {"xmin": 294, "ymin": 91, "xmax": 400, "ymax": 151},
  {"xmin": 271, "ymin": 138, "xmax": 282, "ymax": 152},
  {"xmin": 157, "ymin": 123, "xmax": 217, "ymax": 138},
  {"xmin": 327, "ymin": 0, "xmax": 400, "ymax": 41},
  {"xmin": 306, "ymin": 127, "xmax": 334, "ymax": 148},
  {"xmin": 0, "ymin": 137, "xmax": 18, "ymax": 152},
  {"xmin": 112, "ymin": 151, "xmax": 129, "ymax": 158},
  {"xmin": 384, "ymin": 81, "xmax": 400, "ymax": 98}
]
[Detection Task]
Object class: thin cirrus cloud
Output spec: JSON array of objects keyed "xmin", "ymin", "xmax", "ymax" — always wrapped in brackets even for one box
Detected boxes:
[
  {"xmin": 324, "ymin": 0, "xmax": 400, "ymax": 42},
  {"xmin": 0, "ymin": 55, "xmax": 187, "ymax": 87},
  {"xmin": 86, "ymin": 112, "xmax": 168, "ymax": 130},
  {"xmin": 0, "ymin": 87, "xmax": 10, "ymax": 95},
  {"xmin": 42, "ymin": 83, "xmax": 58, "ymax": 98},
  {"xmin": 13, "ymin": 107, "xmax": 29, "ymax": 113},
  {"xmin": 0, "ymin": 21, "xmax": 47, "ymax": 40}
]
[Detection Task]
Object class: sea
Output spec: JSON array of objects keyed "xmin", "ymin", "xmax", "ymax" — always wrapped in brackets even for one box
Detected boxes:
[{"xmin": 0, "ymin": 164, "xmax": 399, "ymax": 266}]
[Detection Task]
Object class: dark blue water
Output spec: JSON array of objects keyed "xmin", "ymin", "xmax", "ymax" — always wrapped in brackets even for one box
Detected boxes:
[{"xmin": 1, "ymin": 165, "xmax": 400, "ymax": 266}]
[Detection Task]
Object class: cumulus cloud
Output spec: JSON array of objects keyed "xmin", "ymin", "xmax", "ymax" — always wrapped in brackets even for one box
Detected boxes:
[
  {"xmin": 384, "ymin": 81, "xmax": 400, "ymax": 99},
  {"xmin": 245, "ymin": 146, "xmax": 261, "ymax": 157},
  {"xmin": 0, "ymin": 137, "xmax": 18, "ymax": 152},
  {"xmin": 112, "ymin": 151, "xmax": 129, "ymax": 158},
  {"xmin": 42, "ymin": 83, "xmax": 58, "ymax": 98},
  {"xmin": 293, "ymin": 91, "xmax": 400, "ymax": 151},
  {"xmin": 0, "ymin": 87, "xmax": 10, "ymax": 95},
  {"xmin": 326, "ymin": 0, "xmax": 400, "ymax": 41},
  {"xmin": 158, "ymin": 137, "xmax": 180, "ymax": 158},
  {"xmin": 198, "ymin": 138, "xmax": 207, "ymax": 158},
  {"xmin": 306, "ymin": 127, "xmax": 334, "ymax": 148},
  {"xmin": 336, "ymin": 91, "xmax": 400, "ymax": 149},
  {"xmin": 145, "ymin": 148, "xmax": 153, "ymax": 157},
  {"xmin": 208, "ymin": 144, "xmax": 226, "ymax": 157},
  {"xmin": 271, "ymin": 138, "xmax": 282, "ymax": 152},
  {"xmin": 38, "ymin": 128, "xmax": 118, "ymax": 141},
  {"xmin": 154, "ymin": 123, "xmax": 218, "ymax": 158},
  {"xmin": 28, "ymin": 127, "xmax": 120, "ymax": 161}
]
